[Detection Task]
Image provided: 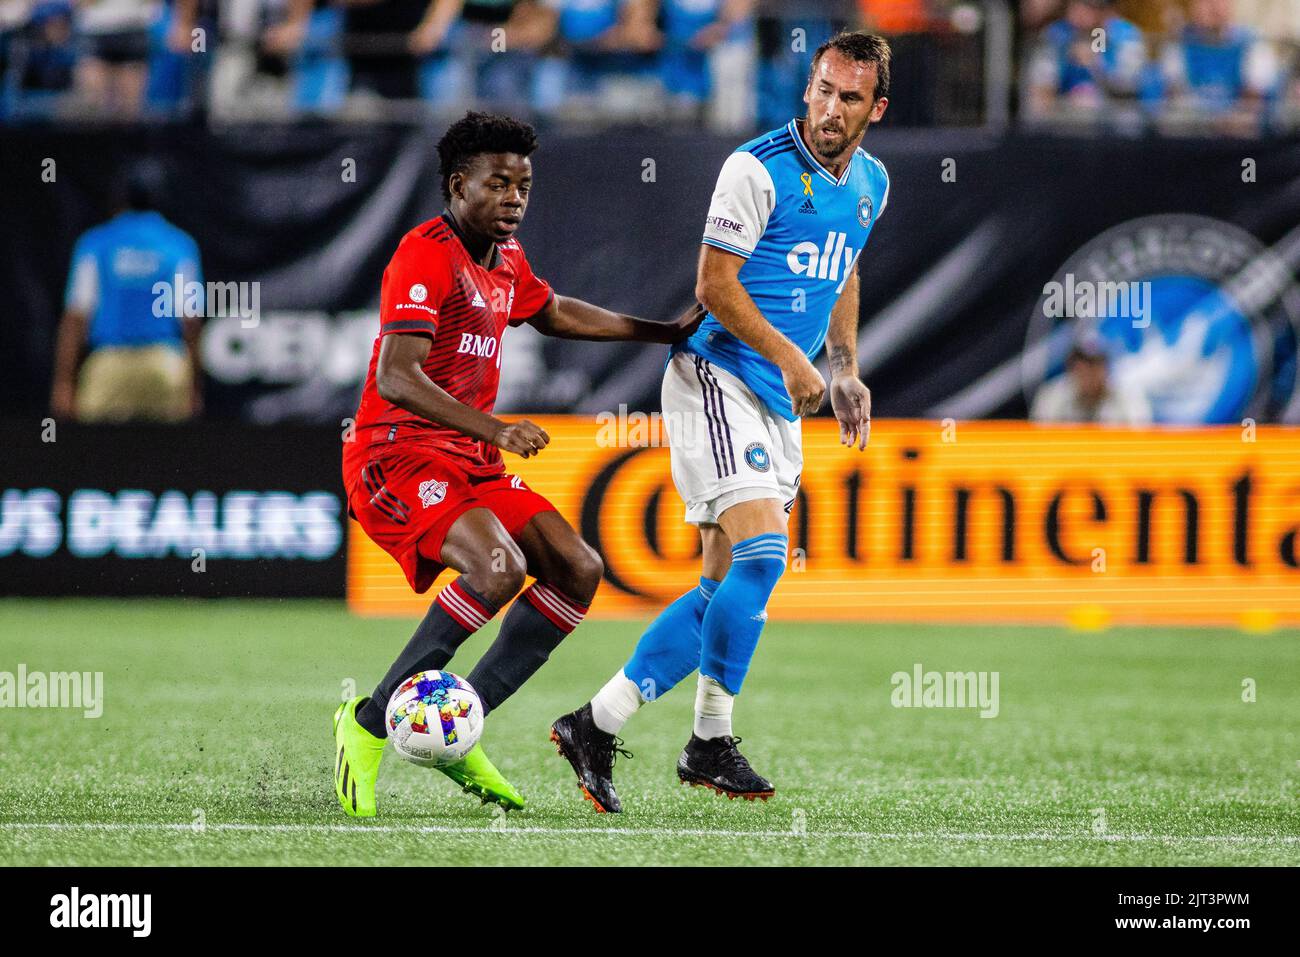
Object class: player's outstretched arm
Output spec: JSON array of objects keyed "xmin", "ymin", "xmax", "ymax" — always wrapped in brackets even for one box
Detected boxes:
[
  {"xmin": 695, "ymin": 245, "xmax": 826, "ymax": 417},
  {"xmin": 524, "ymin": 294, "xmax": 701, "ymax": 343},
  {"xmin": 825, "ymin": 265, "xmax": 871, "ymax": 450},
  {"xmin": 376, "ymin": 333, "xmax": 550, "ymax": 458}
]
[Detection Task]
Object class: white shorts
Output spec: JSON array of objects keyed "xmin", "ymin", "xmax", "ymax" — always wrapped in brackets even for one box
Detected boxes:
[{"xmin": 661, "ymin": 351, "xmax": 803, "ymax": 525}]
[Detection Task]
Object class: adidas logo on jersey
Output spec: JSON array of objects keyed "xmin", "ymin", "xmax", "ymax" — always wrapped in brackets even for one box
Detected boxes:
[
  {"xmin": 471, "ymin": 291, "xmax": 487, "ymax": 308},
  {"xmin": 798, "ymin": 198, "xmax": 817, "ymax": 214}
]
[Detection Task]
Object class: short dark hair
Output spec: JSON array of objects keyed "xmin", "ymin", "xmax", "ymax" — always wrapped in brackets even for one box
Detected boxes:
[
  {"xmin": 117, "ymin": 159, "xmax": 166, "ymax": 212},
  {"xmin": 809, "ymin": 32, "xmax": 891, "ymax": 101},
  {"xmin": 437, "ymin": 111, "xmax": 539, "ymax": 202}
]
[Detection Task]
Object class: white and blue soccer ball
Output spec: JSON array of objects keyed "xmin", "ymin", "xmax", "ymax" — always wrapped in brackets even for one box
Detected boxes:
[{"xmin": 385, "ymin": 671, "xmax": 484, "ymax": 767}]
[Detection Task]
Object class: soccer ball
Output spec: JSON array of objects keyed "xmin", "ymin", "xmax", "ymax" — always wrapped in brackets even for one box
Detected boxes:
[{"xmin": 385, "ymin": 671, "xmax": 484, "ymax": 767}]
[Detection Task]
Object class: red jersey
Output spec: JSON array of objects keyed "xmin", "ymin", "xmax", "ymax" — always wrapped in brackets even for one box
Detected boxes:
[{"xmin": 350, "ymin": 214, "xmax": 554, "ymax": 476}]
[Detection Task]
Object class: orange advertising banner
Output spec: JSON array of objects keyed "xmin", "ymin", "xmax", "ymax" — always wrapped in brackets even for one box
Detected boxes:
[{"xmin": 347, "ymin": 418, "xmax": 1300, "ymax": 628}]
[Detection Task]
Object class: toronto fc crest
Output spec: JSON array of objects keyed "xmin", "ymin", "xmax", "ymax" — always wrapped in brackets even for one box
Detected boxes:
[{"xmin": 418, "ymin": 479, "xmax": 447, "ymax": 508}]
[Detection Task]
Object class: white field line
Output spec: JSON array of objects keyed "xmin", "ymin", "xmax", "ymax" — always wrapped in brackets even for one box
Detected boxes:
[{"xmin": 1, "ymin": 822, "xmax": 1297, "ymax": 844}]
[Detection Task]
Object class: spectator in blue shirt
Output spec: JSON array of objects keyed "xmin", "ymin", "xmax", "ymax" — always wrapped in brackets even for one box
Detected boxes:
[
  {"xmin": 659, "ymin": 0, "xmax": 751, "ymax": 109},
  {"xmin": 51, "ymin": 163, "xmax": 204, "ymax": 423},
  {"xmin": 1026, "ymin": 0, "xmax": 1146, "ymax": 115},
  {"xmin": 11, "ymin": 1, "xmax": 77, "ymax": 101},
  {"xmin": 532, "ymin": 0, "xmax": 660, "ymax": 112},
  {"xmin": 1157, "ymin": 0, "xmax": 1281, "ymax": 133}
]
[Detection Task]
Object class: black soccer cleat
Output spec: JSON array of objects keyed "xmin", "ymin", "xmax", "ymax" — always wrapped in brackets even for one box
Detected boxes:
[
  {"xmin": 677, "ymin": 735, "xmax": 775, "ymax": 802},
  {"xmin": 550, "ymin": 703, "xmax": 632, "ymax": 813}
]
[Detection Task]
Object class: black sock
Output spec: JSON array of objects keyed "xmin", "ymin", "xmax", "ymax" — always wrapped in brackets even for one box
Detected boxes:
[
  {"xmin": 467, "ymin": 583, "xmax": 587, "ymax": 715},
  {"xmin": 354, "ymin": 577, "xmax": 500, "ymax": 738}
]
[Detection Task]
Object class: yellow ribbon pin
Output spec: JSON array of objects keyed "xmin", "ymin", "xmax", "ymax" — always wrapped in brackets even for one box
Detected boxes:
[{"xmin": 800, "ymin": 172, "xmax": 813, "ymax": 196}]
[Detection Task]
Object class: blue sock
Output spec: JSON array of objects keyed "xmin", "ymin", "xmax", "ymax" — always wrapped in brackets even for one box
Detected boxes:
[
  {"xmin": 623, "ymin": 577, "xmax": 720, "ymax": 702},
  {"xmin": 700, "ymin": 533, "xmax": 788, "ymax": 694}
]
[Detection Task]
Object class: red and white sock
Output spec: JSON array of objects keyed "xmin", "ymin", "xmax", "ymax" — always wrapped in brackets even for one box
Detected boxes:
[
  {"xmin": 435, "ymin": 578, "xmax": 495, "ymax": 633},
  {"xmin": 522, "ymin": 582, "xmax": 590, "ymax": 634}
]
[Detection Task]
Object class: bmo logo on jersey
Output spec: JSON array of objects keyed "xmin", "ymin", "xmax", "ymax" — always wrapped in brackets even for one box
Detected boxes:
[
  {"xmin": 457, "ymin": 332, "xmax": 498, "ymax": 359},
  {"xmin": 787, "ymin": 231, "xmax": 857, "ymax": 283}
]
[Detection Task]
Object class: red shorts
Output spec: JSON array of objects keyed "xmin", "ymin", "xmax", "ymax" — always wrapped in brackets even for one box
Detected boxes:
[{"xmin": 343, "ymin": 443, "xmax": 558, "ymax": 594}]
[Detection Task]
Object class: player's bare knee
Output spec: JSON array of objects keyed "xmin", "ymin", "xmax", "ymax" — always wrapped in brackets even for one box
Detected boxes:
[
  {"xmin": 495, "ymin": 541, "xmax": 529, "ymax": 595},
  {"xmin": 467, "ymin": 538, "xmax": 527, "ymax": 604},
  {"xmin": 563, "ymin": 539, "xmax": 604, "ymax": 602}
]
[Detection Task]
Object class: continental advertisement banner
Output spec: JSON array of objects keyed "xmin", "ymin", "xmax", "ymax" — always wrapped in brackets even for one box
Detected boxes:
[{"xmin": 347, "ymin": 418, "xmax": 1300, "ymax": 628}]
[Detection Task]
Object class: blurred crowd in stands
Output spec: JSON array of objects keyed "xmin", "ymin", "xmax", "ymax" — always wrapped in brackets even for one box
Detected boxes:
[
  {"xmin": 1023, "ymin": 0, "xmax": 1300, "ymax": 134},
  {"xmin": 0, "ymin": 1, "xmax": 1297, "ymax": 133}
]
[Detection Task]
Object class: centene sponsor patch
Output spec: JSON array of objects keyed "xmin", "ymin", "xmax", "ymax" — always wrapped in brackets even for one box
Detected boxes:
[{"xmin": 706, "ymin": 215, "xmax": 746, "ymax": 234}]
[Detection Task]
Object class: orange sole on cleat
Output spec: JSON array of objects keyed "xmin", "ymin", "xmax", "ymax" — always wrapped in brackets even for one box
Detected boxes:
[
  {"xmin": 577, "ymin": 782, "xmax": 607, "ymax": 813},
  {"xmin": 550, "ymin": 728, "xmax": 613, "ymax": 813},
  {"xmin": 680, "ymin": 777, "xmax": 774, "ymax": 802}
]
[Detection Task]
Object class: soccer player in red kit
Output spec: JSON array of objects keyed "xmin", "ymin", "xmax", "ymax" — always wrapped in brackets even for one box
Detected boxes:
[{"xmin": 333, "ymin": 112, "xmax": 699, "ymax": 818}]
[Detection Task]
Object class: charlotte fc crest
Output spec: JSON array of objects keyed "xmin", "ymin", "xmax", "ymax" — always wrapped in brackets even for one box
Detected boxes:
[
  {"xmin": 418, "ymin": 479, "xmax": 448, "ymax": 508},
  {"xmin": 857, "ymin": 195, "xmax": 874, "ymax": 228}
]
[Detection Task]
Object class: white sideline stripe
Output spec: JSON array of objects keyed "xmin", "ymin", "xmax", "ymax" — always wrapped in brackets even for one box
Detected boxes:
[{"xmin": 1, "ymin": 822, "xmax": 1296, "ymax": 844}]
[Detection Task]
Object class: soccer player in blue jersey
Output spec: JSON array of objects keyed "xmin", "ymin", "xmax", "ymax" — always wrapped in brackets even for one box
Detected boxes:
[{"xmin": 552, "ymin": 31, "xmax": 889, "ymax": 812}]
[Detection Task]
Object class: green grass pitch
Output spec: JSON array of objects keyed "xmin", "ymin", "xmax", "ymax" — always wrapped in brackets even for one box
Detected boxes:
[{"xmin": 1, "ymin": 599, "xmax": 1297, "ymax": 866}]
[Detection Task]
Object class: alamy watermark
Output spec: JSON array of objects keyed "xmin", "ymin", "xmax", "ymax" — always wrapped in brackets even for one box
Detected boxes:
[
  {"xmin": 50, "ymin": 887, "xmax": 150, "ymax": 936},
  {"xmin": 890, "ymin": 663, "xmax": 999, "ymax": 718},
  {"xmin": 594, "ymin": 404, "xmax": 705, "ymax": 451},
  {"xmin": 152, "ymin": 275, "xmax": 261, "ymax": 328},
  {"xmin": 1042, "ymin": 275, "xmax": 1151, "ymax": 328},
  {"xmin": 0, "ymin": 665, "xmax": 103, "ymax": 718}
]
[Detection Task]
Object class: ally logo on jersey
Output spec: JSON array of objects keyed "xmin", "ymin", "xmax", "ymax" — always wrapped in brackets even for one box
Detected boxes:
[{"xmin": 787, "ymin": 230, "xmax": 859, "ymax": 285}]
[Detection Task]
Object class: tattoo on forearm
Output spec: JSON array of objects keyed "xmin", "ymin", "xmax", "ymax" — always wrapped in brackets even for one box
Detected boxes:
[{"xmin": 828, "ymin": 344, "xmax": 856, "ymax": 377}]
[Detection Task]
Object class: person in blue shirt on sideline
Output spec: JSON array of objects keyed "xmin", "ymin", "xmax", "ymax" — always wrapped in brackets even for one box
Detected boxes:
[
  {"xmin": 1156, "ymin": 0, "xmax": 1281, "ymax": 133},
  {"xmin": 532, "ymin": 0, "xmax": 660, "ymax": 112},
  {"xmin": 551, "ymin": 31, "xmax": 887, "ymax": 812},
  {"xmin": 659, "ymin": 0, "xmax": 751, "ymax": 110},
  {"xmin": 1026, "ymin": 0, "xmax": 1146, "ymax": 115},
  {"xmin": 50, "ymin": 163, "xmax": 204, "ymax": 424}
]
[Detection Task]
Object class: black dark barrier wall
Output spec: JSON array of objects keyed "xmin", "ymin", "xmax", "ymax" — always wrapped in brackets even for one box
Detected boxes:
[
  {"xmin": 1, "ymin": 126, "xmax": 1299, "ymax": 422},
  {"xmin": 0, "ymin": 420, "xmax": 345, "ymax": 597}
]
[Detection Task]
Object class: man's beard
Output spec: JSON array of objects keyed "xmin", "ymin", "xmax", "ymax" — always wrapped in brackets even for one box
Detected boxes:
[{"xmin": 809, "ymin": 120, "xmax": 864, "ymax": 160}]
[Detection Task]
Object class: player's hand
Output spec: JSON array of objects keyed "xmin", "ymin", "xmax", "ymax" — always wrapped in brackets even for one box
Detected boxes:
[
  {"xmin": 830, "ymin": 375, "xmax": 871, "ymax": 451},
  {"xmin": 783, "ymin": 356, "xmax": 826, "ymax": 418},
  {"xmin": 493, "ymin": 419, "xmax": 550, "ymax": 459},
  {"xmin": 667, "ymin": 302, "xmax": 706, "ymax": 343}
]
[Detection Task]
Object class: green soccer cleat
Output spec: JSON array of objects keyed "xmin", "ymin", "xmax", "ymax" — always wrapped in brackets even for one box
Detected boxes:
[
  {"xmin": 333, "ymin": 696, "xmax": 386, "ymax": 818},
  {"xmin": 435, "ymin": 742, "xmax": 525, "ymax": 811}
]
